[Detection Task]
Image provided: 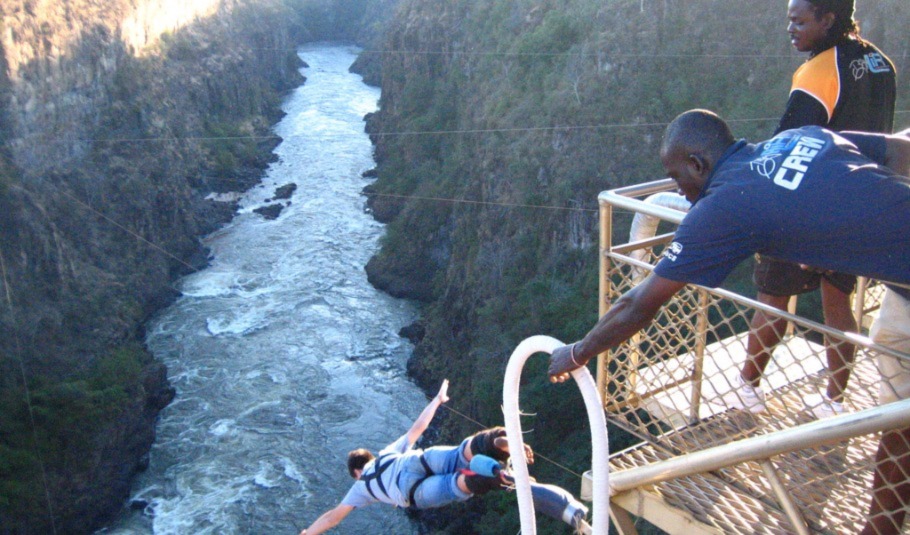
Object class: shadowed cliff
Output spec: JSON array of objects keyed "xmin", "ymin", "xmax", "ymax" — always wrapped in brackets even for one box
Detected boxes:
[{"xmin": 0, "ymin": 0, "xmax": 401, "ymax": 528}]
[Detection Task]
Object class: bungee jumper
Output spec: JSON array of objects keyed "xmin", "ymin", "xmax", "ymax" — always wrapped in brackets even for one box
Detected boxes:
[{"xmin": 298, "ymin": 379, "xmax": 591, "ymax": 534}]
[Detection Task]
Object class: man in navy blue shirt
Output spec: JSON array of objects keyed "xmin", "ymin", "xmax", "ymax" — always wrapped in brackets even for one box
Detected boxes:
[
  {"xmin": 653, "ymin": 125, "xmax": 908, "ymax": 292},
  {"xmin": 548, "ymin": 109, "xmax": 910, "ymax": 533}
]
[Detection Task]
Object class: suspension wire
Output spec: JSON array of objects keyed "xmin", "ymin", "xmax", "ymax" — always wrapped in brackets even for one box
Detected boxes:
[
  {"xmin": 358, "ymin": 50, "xmax": 805, "ymax": 59},
  {"xmin": 11, "ymin": 173, "xmax": 628, "ymax": 302},
  {"xmin": 363, "ymin": 192, "xmax": 599, "ymax": 213},
  {"xmin": 17, "ymin": 110, "xmax": 898, "ymax": 222},
  {"xmin": 0, "ymin": 246, "xmax": 59, "ymax": 535},
  {"xmin": 348, "ymin": 46, "xmax": 910, "ymax": 61},
  {"xmin": 52, "ymin": 110, "xmax": 910, "ymax": 144},
  {"xmin": 7, "ymin": 111, "xmax": 907, "ymax": 146},
  {"xmin": 199, "ymin": 177, "xmax": 642, "ymax": 216},
  {"xmin": 36, "ymin": 185, "xmax": 200, "ymax": 274},
  {"xmin": 197, "ymin": 45, "xmax": 910, "ymax": 61},
  {"xmin": 7, "ymin": 110, "xmax": 745, "ymax": 222},
  {"xmin": 77, "ymin": 115, "xmax": 783, "ymax": 144},
  {"xmin": 362, "ymin": 191, "xmax": 648, "ymax": 218},
  {"xmin": 440, "ymin": 402, "xmax": 585, "ymax": 480},
  {"xmin": 137, "ymin": 44, "xmax": 799, "ymax": 59}
]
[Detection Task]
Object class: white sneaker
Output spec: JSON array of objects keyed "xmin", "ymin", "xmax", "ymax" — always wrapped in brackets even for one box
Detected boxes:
[
  {"xmin": 805, "ymin": 393, "xmax": 846, "ymax": 420},
  {"xmin": 722, "ymin": 375, "xmax": 767, "ymax": 414}
]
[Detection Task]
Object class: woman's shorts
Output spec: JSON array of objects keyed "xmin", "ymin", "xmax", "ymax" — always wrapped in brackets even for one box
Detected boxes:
[{"xmin": 753, "ymin": 254, "xmax": 856, "ymax": 296}]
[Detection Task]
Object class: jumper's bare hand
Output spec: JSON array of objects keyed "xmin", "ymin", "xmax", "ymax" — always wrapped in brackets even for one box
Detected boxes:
[
  {"xmin": 548, "ymin": 343, "xmax": 584, "ymax": 383},
  {"xmin": 493, "ymin": 436, "xmax": 535, "ymax": 465},
  {"xmin": 436, "ymin": 379, "xmax": 450, "ymax": 404},
  {"xmin": 522, "ymin": 443, "xmax": 534, "ymax": 465}
]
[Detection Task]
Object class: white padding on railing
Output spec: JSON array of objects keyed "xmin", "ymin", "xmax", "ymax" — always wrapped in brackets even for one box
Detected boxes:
[
  {"xmin": 503, "ymin": 335, "xmax": 610, "ymax": 535},
  {"xmin": 629, "ymin": 191, "xmax": 691, "ymax": 282}
]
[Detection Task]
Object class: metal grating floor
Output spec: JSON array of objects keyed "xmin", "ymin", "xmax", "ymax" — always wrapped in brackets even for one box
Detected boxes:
[{"xmin": 606, "ymin": 342, "xmax": 884, "ymax": 534}]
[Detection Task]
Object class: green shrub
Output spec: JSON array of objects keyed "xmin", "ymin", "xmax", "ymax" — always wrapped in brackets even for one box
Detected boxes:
[
  {"xmin": 0, "ymin": 346, "xmax": 146, "ymax": 518},
  {"xmin": 205, "ymin": 121, "xmax": 259, "ymax": 177}
]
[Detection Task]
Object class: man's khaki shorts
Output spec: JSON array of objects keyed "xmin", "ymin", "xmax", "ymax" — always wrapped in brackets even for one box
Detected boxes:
[{"xmin": 872, "ymin": 290, "xmax": 910, "ymax": 404}]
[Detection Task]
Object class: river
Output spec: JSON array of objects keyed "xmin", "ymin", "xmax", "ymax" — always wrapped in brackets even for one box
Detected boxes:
[{"xmin": 102, "ymin": 44, "xmax": 423, "ymax": 535}]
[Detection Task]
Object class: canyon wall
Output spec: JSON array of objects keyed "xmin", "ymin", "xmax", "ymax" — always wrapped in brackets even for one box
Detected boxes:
[
  {"xmin": 0, "ymin": 1, "xmax": 303, "ymax": 533},
  {"xmin": 0, "ymin": 0, "xmax": 403, "ymax": 530},
  {"xmin": 2, "ymin": 0, "xmax": 227, "ymax": 173}
]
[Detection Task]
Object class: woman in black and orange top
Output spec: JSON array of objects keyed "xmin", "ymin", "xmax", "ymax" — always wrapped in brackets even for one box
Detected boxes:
[
  {"xmin": 738, "ymin": 0, "xmax": 897, "ymax": 419},
  {"xmin": 778, "ymin": 0, "xmax": 895, "ymax": 133}
]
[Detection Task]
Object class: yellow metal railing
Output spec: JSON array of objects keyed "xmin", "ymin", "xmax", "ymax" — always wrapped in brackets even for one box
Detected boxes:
[{"xmin": 593, "ymin": 179, "xmax": 910, "ymax": 534}]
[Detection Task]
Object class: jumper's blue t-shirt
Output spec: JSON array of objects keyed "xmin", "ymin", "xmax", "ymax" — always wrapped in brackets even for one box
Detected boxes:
[{"xmin": 654, "ymin": 127, "xmax": 910, "ymax": 298}]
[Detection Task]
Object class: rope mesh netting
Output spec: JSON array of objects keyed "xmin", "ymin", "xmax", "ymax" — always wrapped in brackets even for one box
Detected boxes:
[{"xmin": 600, "ymin": 223, "xmax": 909, "ymax": 534}]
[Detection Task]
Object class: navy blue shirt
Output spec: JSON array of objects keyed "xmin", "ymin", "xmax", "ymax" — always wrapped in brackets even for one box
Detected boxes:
[{"xmin": 654, "ymin": 126, "xmax": 910, "ymax": 298}]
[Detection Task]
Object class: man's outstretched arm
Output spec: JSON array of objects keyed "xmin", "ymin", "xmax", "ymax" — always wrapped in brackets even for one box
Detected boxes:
[
  {"xmin": 299, "ymin": 504, "xmax": 354, "ymax": 535},
  {"xmin": 549, "ymin": 274, "xmax": 686, "ymax": 382},
  {"xmin": 405, "ymin": 379, "xmax": 450, "ymax": 445}
]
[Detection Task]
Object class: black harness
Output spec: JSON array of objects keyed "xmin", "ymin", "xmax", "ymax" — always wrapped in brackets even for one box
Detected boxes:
[
  {"xmin": 405, "ymin": 455, "xmax": 434, "ymax": 510},
  {"xmin": 360, "ymin": 454, "xmax": 396, "ymax": 503},
  {"xmin": 360, "ymin": 453, "xmax": 435, "ymax": 510}
]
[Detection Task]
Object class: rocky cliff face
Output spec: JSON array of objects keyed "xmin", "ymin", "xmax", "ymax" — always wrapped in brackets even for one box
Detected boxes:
[
  {"xmin": 2, "ymin": 0, "xmax": 225, "ymax": 173},
  {"xmin": 0, "ymin": 1, "xmax": 303, "ymax": 533}
]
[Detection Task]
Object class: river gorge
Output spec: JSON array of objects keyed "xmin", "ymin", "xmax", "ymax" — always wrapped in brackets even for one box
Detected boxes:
[{"xmin": 100, "ymin": 44, "xmax": 421, "ymax": 535}]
